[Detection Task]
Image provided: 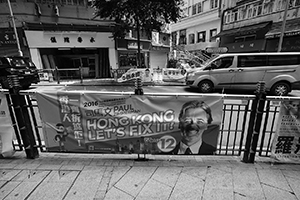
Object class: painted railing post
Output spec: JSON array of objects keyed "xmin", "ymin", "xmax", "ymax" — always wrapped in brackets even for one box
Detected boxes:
[
  {"xmin": 243, "ymin": 81, "xmax": 266, "ymax": 163},
  {"xmin": 7, "ymin": 75, "xmax": 39, "ymax": 159}
]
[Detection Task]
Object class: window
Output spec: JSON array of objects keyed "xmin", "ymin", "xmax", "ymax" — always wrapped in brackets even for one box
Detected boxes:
[
  {"xmin": 238, "ymin": 6, "xmax": 247, "ymax": 20},
  {"xmin": 238, "ymin": 55, "xmax": 268, "ymax": 67},
  {"xmin": 247, "ymin": 5, "xmax": 253, "ymax": 18},
  {"xmin": 262, "ymin": 0, "xmax": 275, "ymax": 14},
  {"xmin": 189, "ymin": 34, "xmax": 195, "ymax": 44},
  {"xmin": 268, "ymin": 55, "xmax": 300, "ymax": 66},
  {"xmin": 171, "ymin": 32, "xmax": 177, "ymax": 46},
  {"xmin": 224, "ymin": 11, "xmax": 231, "ymax": 23},
  {"xmin": 197, "ymin": 31, "xmax": 206, "ymax": 43},
  {"xmin": 197, "ymin": 2, "xmax": 202, "ymax": 13},
  {"xmin": 210, "ymin": 29, "xmax": 217, "ymax": 42},
  {"xmin": 187, "ymin": 6, "xmax": 191, "ymax": 15},
  {"xmin": 211, "ymin": 57, "xmax": 234, "ymax": 69},
  {"xmin": 192, "ymin": 5, "xmax": 197, "ymax": 15},
  {"xmin": 182, "ymin": 7, "xmax": 189, "ymax": 18},
  {"xmin": 119, "ymin": 52, "xmax": 148, "ymax": 68},
  {"xmin": 179, "ymin": 29, "xmax": 186, "ymax": 45},
  {"xmin": 289, "ymin": 0, "xmax": 300, "ymax": 7},
  {"xmin": 234, "ymin": 35, "xmax": 256, "ymax": 42},
  {"xmin": 210, "ymin": 0, "xmax": 218, "ymax": 9}
]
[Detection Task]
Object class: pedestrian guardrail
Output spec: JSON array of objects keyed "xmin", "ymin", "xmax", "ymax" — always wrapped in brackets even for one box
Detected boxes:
[
  {"xmin": 38, "ymin": 66, "xmax": 89, "ymax": 84},
  {"xmin": 2, "ymin": 86, "xmax": 296, "ymax": 163}
]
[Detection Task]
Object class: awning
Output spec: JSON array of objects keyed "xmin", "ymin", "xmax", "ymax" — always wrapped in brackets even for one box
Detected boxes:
[
  {"xmin": 265, "ymin": 18, "xmax": 300, "ymax": 39},
  {"xmin": 215, "ymin": 22, "xmax": 271, "ymax": 37},
  {"xmin": 223, "ymin": 39, "xmax": 265, "ymax": 53}
]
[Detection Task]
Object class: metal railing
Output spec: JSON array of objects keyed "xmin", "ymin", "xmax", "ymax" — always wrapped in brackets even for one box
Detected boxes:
[
  {"xmin": 38, "ymin": 66, "xmax": 91, "ymax": 84},
  {"xmin": 4, "ymin": 89, "xmax": 295, "ymax": 159}
]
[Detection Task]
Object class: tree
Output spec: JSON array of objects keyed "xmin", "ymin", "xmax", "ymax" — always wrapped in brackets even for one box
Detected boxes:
[{"xmin": 92, "ymin": 0, "xmax": 184, "ymax": 68}]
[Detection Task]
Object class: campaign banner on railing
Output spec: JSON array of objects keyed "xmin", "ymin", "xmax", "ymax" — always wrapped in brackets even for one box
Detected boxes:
[
  {"xmin": 0, "ymin": 93, "xmax": 15, "ymax": 157},
  {"xmin": 271, "ymin": 100, "xmax": 300, "ymax": 163},
  {"xmin": 36, "ymin": 90, "xmax": 223, "ymax": 155}
]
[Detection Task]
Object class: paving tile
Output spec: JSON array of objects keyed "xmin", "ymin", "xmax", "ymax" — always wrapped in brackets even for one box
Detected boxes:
[
  {"xmin": 136, "ymin": 178, "xmax": 173, "ymax": 200},
  {"xmin": 169, "ymin": 170, "xmax": 205, "ymax": 200},
  {"xmin": 0, "ymin": 164, "xmax": 17, "ymax": 169},
  {"xmin": 59, "ymin": 164, "xmax": 84, "ymax": 171},
  {"xmin": 257, "ymin": 169, "xmax": 293, "ymax": 192},
  {"xmin": 204, "ymin": 166, "xmax": 233, "ymax": 189},
  {"xmin": 36, "ymin": 164, "xmax": 62, "ymax": 170},
  {"xmin": 151, "ymin": 167, "xmax": 182, "ymax": 187},
  {"xmin": 25, "ymin": 170, "xmax": 80, "ymax": 200},
  {"xmin": 0, "ymin": 169, "xmax": 21, "ymax": 181},
  {"xmin": 232, "ymin": 167, "xmax": 262, "ymax": 190},
  {"xmin": 262, "ymin": 184, "xmax": 298, "ymax": 200},
  {"xmin": 0, "ymin": 181, "xmax": 21, "ymax": 199},
  {"xmin": 12, "ymin": 170, "xmax": 50, "ymax": 182},
  {"xmin": 284, "ymin": 175, "xmax": 300, "ymax": 200},
  {"xmin": 63, "ymin": 169, "xmax": 105, "ymax": 200},
  {"xmin": 114, "ymin": 167, "xmax": 156, "ymax": 197},
  {"xmin": 234, "ymin": 188, "xmax": 265, "ymax": 200},
  {"xmin": 282, "ymin": 170, "xmax": 300, "ymax": 180},
  {"xmin": 182, "ymin": 167, "xmax": 207, "ymax": 180},
  {"xmin": 4, "ymin": 171, "xmax": 49, "ymax": 200},
  {"xmin": 13, "ymin": 163, "xmax": 40, "ymax": 170},
  {"xmin": 202, "ymin": 188, "xmax": 234, "ymax": 200},
  {"xmin": 108, "ymin": 166, "xmax": 131, "ymax": 190},
  {"xmin": 102, "ymin": 186, "xmax": 134, "ymax": 200}
]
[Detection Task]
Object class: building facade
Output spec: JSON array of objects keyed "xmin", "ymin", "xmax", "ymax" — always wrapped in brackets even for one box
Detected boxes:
[
  {"xmin": 170, "ymin": 0, "xmax": 222, "ymax": 60},
  {"xmin": 218, "ymin": 0, "xmax": 300, "ymax": 52},
  {"xmin": 0, "ymin": 0, "xmax": 171, "ymax": 80}
]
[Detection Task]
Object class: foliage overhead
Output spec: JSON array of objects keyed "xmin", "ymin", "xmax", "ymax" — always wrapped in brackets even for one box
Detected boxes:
[{"xmin": 92, "ymin": 0, "xmax": 184, "ymax": 39}]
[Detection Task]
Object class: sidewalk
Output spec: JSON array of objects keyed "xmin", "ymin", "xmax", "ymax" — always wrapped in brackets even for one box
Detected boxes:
[{"xmin": 0, "ymin": 151, "xmax": 299, "ymax": 200}]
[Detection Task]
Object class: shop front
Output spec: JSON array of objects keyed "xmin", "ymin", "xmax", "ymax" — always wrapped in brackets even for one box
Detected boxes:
[
  {"xmin": 265, "ymin": 19, "xmax": 300, "ymax": 52},
  {"xmin": 116, "ymin": 39, "xmax": 151, "ymax": 78},
  {"xmin": 217, "ymin": 22, "xmax": 271, "ymax": 53},
  {"xmin": 24, "ymin": 25, "xmax": 116, "ymax": 81}
]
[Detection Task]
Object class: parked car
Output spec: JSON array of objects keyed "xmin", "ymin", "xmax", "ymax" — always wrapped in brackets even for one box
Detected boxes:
[
  {"xmin": 0, "ymin": 56, "xmax": 40, "ymax": 90},
  {"xmin": 186, "ymin": 52, "xmax": 300, "ymax": 96}
]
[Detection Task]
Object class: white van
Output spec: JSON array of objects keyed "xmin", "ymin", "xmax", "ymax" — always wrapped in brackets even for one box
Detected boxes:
[{"xmin": 185, "ymin": 52, "xmax": 300, "ymax": 96}]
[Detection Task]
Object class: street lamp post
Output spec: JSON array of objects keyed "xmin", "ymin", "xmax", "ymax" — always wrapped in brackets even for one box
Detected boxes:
[
  {"xmin": 277, "ymin": 0, "xmax": 289, "ymax": 52},
  {"xmin": 7, "ymin": 0, "xmax": 23, "ymax": 57}
]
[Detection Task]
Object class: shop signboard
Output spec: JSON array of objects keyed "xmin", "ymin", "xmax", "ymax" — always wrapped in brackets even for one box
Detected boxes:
[
  {"xmin": 271, "ymin": 100, "xmax": 300, "ymax": 163},
  {"xmin": 0, "ymin": 32, "xmax": 17, "ymax": 47},
  {"xmin": 36, "ymin": 90, "xmax": 223, "ymax": 155}
]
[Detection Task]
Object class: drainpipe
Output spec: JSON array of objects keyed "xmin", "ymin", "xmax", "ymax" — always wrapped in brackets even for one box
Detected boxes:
[
  {"xmin": 278, "ymin": 0, "xmax": 289, "ymax": 52},
  {"xmin": 7, "ymin": 0, "xmax": 23, "ymax": 57}
]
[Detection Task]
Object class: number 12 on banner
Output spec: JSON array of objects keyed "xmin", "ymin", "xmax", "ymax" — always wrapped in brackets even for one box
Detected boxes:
[{"xmin": 157, "ymin": 135, "xmax": 176, "ymax": 152}]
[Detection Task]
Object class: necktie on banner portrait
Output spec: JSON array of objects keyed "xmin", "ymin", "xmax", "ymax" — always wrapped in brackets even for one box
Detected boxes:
[
  {"xmin": 36, "ymin": 89, "xmax": 223, "ymax": 154},
  {"xmin": 0, "ymin": 93, "xmax": 15, "ymax": 158},
  {"xmin": 271, "ymin": 100, "xmax": 300, "ymax": 163}
]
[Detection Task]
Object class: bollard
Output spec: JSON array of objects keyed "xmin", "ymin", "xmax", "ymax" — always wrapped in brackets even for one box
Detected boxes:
[
  {"xmin": 55, "ymin": 67, "xmax": 60, "ymax": 84},
  {"xmin": 7, "ymin": 75, "xmax": 39, "ymax": 159},
  {"xmin": 79, "ymin": 66, "xmax": 83, "ymax": 84},
  {"xmin": 242, "ymin": 81, "xmax": 266, "ymax": 163},
  {"xmin": 134, "ymin": 77, "xmax": 143, "ymax": 95}
]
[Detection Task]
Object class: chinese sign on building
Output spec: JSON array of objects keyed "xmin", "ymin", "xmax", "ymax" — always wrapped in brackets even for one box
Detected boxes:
[
  {"xmin": 36, "ymin": 90, "xmax": 223, "ymax": 155},
  {"xmin": 271, "ymin": 100, "xmax": 300, "ymax": 163}
]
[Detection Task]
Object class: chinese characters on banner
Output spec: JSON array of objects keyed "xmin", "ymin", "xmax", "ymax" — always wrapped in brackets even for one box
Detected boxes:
[
  {"xmin": 36, "ymin": 90, "xmax": 223, "ymax": 155},
  {"xmin": 271, "ymin": 100, "xmax": 300, "ymax": 163}
]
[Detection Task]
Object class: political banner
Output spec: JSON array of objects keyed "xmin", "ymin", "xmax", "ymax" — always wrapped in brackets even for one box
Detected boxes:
[
  {"xmin": 0, "ymin": 93, "xmax": 15, "ymax": 157},
  {"xmin": 36, "ymin": 90, "xmax": 223, "ymax": 155},
  {"xmin": 271, "ymin": 100, "xmax": 300, "ymax": 163}
]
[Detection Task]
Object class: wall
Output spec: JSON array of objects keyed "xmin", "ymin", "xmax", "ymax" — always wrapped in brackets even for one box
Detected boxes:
[
  {"xmin": 0, "ymin": 0, "xmax": 112, "ymax": 28},
  {"xmin": 150, "ymin": 51, "xmax": 168, "ymax": 69}
]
